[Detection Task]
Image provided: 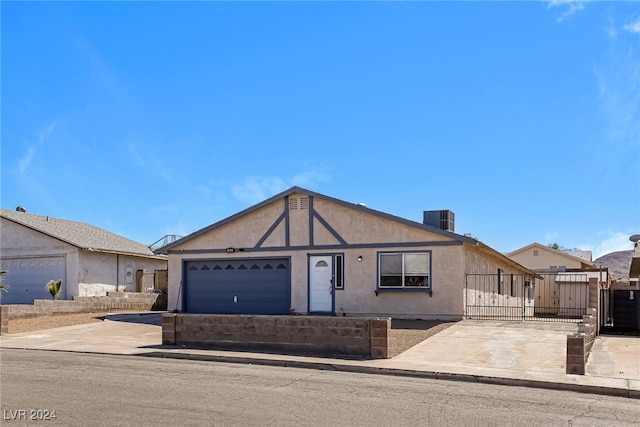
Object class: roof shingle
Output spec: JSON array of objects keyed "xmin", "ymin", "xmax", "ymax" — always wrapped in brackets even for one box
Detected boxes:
[{"xmin": 0, "ymin": 208, "xmax": 161, "ymax": 258}]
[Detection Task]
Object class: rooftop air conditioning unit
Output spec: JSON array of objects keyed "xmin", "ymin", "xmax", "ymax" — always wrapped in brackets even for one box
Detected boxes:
[{"xmin": 423, "ymin": 210, "xmax": 455, "ymax": 232}]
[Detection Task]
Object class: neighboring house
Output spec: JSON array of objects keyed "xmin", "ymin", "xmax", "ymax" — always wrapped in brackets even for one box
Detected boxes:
[
  {"xmin": 155, "ymin": 187, "xmax": 533, "ymax": 320},
  {"xmin": 506, "ymin": 242, "xmax": 595, "ymax": 271},
  {"xmin": 506, "ymin": 243, "xmax": 607, "ymax": 317},
  {"xmin": 0, "ymin": 208, "xmax": 167, "ymax": 304}
]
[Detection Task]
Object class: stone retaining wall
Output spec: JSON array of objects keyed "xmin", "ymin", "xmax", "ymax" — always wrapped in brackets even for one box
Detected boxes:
[
  {"xmin": 0, "ymin": 292, "xmax": 160, "ymax": 335},
  {"xmin": 566, "ymin": 308, "xmax": 598, "ymax": 375},
  {"xmin": 162, "ymin": 314, "xmax": 391, "ymax": 359}
]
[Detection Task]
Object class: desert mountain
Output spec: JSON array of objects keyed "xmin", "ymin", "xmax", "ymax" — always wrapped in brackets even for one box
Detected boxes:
[{"xmin": 594, "ymin": 250, "xmax": 633, "ymax": 281}]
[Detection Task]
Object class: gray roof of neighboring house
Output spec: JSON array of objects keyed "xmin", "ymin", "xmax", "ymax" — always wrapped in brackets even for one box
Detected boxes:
[{"xmin": 0, "ymin": 208, "xmax": 164, "ymax": 259}]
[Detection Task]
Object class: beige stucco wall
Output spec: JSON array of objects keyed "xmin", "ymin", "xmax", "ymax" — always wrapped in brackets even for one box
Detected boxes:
[
  {"xmin": 465, "ymin": 244, "xmax": 530, "ymax": 276},
  {"xmin": 334, "ymin": 244, "xmax": 465, "ymax": 319},
  {"xmin": 77, "ymin": 251, "xmax": 167, "ymax": 296},
  {"xmin": 509, "ymin": 247, "xmax": 584, "ymax": 270},
  {"xmin": 463, "ymin": 244, "xmax": 535, "ymax": 318},
  {"xmin": 167, "ymin": 244, "xmax": 466, "ymax": 320},
  {"xmin": 179, "ymin": 199, "xmax": 284, "ymax": 250},
  {"xmin": 313, "ymin": 198, "xmax": 449, "ymax": 244}
]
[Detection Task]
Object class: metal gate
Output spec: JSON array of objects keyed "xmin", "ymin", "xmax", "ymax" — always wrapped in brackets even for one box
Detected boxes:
[
  {"xmin": 465, "ymin": 272, "xmax": 590, "ymax": 322},
  {"xmin": 600, "ymin": 288, "xmax": 640, "ymax": 333}
]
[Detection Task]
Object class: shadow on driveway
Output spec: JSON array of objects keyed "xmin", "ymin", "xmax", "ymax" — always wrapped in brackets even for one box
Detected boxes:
[{"xmin": 104, "ymin": 312, "xmax": 163, "ymax": 326}]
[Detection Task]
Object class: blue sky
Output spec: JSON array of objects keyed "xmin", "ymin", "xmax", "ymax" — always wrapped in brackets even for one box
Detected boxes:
[{"xmin": 2, "ymin": 1, "xmax": 639, "ymax": 259}]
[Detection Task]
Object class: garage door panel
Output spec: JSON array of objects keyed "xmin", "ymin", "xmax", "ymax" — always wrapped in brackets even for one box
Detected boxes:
[
  {"xmin": 0, "ymin": 256, "xmax": 66, "ymax": 304},
  {"xmin": 185, "ymin": 258, "xmax": 290, "ymax": 315}
]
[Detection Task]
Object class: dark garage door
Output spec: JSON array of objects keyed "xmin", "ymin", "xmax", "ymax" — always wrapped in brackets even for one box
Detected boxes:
[{"xmin": 184, "ymin": 258, "xmax": 290, "ymax": 315}]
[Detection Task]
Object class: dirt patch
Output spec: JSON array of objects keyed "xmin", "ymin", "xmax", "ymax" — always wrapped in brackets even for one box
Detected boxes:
[
  {"xmin": 6, "ymin": 310, "xmax": 135, "ymax": 334},
  {"xmin": 389, "ymin": 320, "xmax": 456, "ymax": 357}
]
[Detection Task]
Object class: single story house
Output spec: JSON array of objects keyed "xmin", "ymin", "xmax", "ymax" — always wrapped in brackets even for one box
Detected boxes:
[
  {"xmin": 0, "ymin": 208, "xmax": 167, "ymax": 304},
  {"xmin": 506, "ymin": 242, "xmax": 608, "ymax": 318},
  {"xmin": 155, "ymin": 187, "xmax": 534, "ymax": 320},
  {"xmin": 505, "ymin": 242, "xmax": 594, "ymax": 271}
]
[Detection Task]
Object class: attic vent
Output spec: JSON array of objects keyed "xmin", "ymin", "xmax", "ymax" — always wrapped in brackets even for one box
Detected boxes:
[
  {"xmin": 289, "ymin": 197, "xmax": 298, "ymax": 210},
  {"xmin": 288, "ymin": 196, "xmax": 309, "ymax": 210},
  {"xmin": 299, "ymin": 197, "xmax": 309, "ymax": 210},
  {"xmin": 423, "ymin": 210, "xmax": 455, "ymax": 232}
]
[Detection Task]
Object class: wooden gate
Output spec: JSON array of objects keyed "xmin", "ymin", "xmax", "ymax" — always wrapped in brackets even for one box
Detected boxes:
[{"xmin": 136, "ymin": 269, "xmax": 168, "ymax": 294}]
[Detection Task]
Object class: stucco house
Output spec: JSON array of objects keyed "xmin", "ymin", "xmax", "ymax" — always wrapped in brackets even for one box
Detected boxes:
[
  {"xmin": 506, "ymin": 242, "xmax": 595, "ymax": 271},
  {"xmin": 0, "ymin": 208, "xmax": 167, "ymax": 304},
  {"xmin": 506, "ymin": 242, "xmax": 607, "ymax": 318},
  {"xmin": 155, "ymin": 187, "xmax": 533, "ymax": 320}
]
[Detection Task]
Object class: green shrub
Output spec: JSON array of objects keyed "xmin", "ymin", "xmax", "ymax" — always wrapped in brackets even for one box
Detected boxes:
[{"xmin": 46, "ymin": 280, "xmax": 62, "ymax": 300}]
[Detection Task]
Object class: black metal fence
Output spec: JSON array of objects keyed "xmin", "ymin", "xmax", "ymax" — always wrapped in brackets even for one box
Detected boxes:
[{"xmin": 465, "ymin": 272, "xmax": 590, "ymax": 322}]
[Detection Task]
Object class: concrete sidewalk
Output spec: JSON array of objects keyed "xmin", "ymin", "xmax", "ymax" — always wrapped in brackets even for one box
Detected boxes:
[{"xmin": 1, "ymin": 314, "xmax": 638, "ymax": 398}]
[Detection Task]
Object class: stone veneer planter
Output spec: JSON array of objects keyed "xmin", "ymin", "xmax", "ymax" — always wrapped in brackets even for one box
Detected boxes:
[
  {"xmin": 0, "ymin": 292, "xmax": 160, "ymax": 335},
  {"xmin": 162, "ymin": 314, "xmax": 391, "ymax": 359}
]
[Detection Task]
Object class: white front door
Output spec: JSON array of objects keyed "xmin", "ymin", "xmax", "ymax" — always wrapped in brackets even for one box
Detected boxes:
[{"xmin": 309, "ymin": 255, "xmax": 333, "ymax": 312}]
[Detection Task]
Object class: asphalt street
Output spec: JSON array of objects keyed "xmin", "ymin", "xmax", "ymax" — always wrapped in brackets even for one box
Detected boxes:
[{"xmin": 1, "ymin": 349, "xmax": 638, "ymax": 426}]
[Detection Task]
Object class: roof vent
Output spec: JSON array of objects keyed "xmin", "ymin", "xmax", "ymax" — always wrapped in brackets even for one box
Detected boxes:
[
  {"xmin": 423, "ymin": 210, "xmax": 455, "ymax": 232},
  {"xmin": 15, "ymin": 206, "xmax": 26, "ymax": 212}
]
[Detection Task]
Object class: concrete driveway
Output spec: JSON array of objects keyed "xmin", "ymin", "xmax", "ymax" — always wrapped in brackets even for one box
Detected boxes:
[
  {"xmin": 0, "ymin": 313, "xmax": 162, "ymax": 355},
  {"xmin": 383, "ymin": 320, "xmax": 578, "ymax": 377}
]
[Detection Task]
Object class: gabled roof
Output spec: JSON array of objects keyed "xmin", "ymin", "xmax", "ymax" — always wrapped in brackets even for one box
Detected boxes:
[
  {"xmin": 506, "ymin": 242, "xmax": 595, "ymax": 269},
  {"xmin": 156, "ymin": 187, "xmax": 535, "ymax": 274},
  {"xmin": 156, "ymin": 186, "xmax": 479, "ymax": 254},
  {"xmin": 0, "ymin": 208, "xmax": 164, "ymax": 259}
]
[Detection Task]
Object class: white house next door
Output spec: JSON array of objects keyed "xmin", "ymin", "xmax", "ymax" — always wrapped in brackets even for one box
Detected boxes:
[{"xmin": 309, "ymin": 255, "xmax": 333, "ymax": 313}]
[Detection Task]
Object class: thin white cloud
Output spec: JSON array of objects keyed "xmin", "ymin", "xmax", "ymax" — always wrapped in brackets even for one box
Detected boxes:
[
  {"xmin": 17, "ymin": 146, "xmax": 37, "ymax": 174},
  {"xmin": 590, "ymin": 231, "xmax": 634, "ymax": 259},
  {"xmin": 126, "ymin": 137, "xmax": 176, "ymax": 186},
  {"xmin": 290, "ymin": 170, "xmax": 331, "ymax": 187},
  {"xmin": 533, "ymin": 232, "xmax": 632, "ymax": 260},
  {"xmin": 543, "ymin": 231, "xmax": 561, "ymax": 244},
  {"xmin": 230, "ymin": 169, "xmax": 331, "ymax": 205},
  {"xmin": 594, "ymin": 39, "xmax": 640, "ymax": 151},
  {"xmin": 623, "ymin": 17, "xmax": 640, "ymax": 34},
  {"xmin": 231, "ymin": 177, "xmax": 289, "ymax": 205},
  {"xmin": 17, "ymin": 121, "xmax": 61, "ymax": 173},
  {"xmin": 127, "ymin": 142, "xmax": 148, "ymax": 170},
  {"xmin": 606, "ymin": 16, "xmax": 618, "ymax": 40},
  {"xmin": 547, "ymin": 0, "xmax": 587, "ymax": 23}
]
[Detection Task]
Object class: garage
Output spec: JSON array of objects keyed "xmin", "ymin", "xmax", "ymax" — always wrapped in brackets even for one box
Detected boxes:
[
  {"xmin": 0, "ymin": 256, "xmax": 66, "ymax": 304},
  {"xmin": 183, "ymin": 258, "xmax": 290, "ymax": 314}
]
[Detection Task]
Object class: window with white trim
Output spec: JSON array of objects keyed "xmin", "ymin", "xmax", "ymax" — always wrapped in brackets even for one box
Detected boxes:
[{"xmin": 379, "ymin": 252, "xmax": 431, "ymax": 289}]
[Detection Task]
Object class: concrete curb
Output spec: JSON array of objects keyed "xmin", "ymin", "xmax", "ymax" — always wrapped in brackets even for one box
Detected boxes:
[
  {"xmin": 3, "ymin": 345, "xmax": 637, "ymax": 399},
  {"xmin": 139, "ymin": 350, "xmax": 639, "ymax": 399}
]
